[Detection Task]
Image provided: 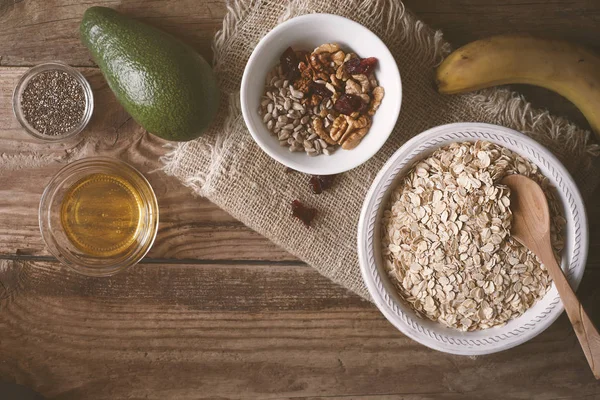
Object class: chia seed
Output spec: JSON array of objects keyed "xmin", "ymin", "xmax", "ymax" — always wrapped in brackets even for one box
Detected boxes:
[{"xmin": 21, "ymin": 70, "xmax": 86, "ymax": 136}]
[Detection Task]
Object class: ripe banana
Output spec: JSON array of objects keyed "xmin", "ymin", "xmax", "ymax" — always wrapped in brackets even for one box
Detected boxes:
[{"xmin": 435, "ymin": 34, "xmax": 600, "ymax": 137}]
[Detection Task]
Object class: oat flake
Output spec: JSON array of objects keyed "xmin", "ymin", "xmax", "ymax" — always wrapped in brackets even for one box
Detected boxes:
[{"xmin": 381, "ymin": 141, "xmax": 566, "ymax": 331}]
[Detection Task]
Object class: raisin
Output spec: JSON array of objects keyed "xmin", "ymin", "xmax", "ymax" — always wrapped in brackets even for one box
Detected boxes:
[
  {"xmin": 292, "ymin": 200, "xmax": 317, "ymax": 227},
  {"xmin": 280, "ymin": 47, "xmax": 300, "ymax": 81},
  {"xmin": 345, "ymin": 57, "xmax": 378, "ymax": 75},
  {"xmin": 309, "ymin": 81, "xmax": 332, "ymax": 98},
  {"xmin": 309, "ymin": 175, "xmax": 336, "ymax": 194},
  {"xmin": 344, "ymin": 58, "xmax": 361, "ymax": 74},
  {"xmin": 334, "ymin": 93, "xmax": 363, "ymax": 115}
]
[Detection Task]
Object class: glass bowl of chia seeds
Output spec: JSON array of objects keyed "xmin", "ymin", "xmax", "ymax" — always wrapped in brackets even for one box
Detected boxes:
[{"xmin": 13, "ymin": 61, "xmax": 94, "ymax": 141}]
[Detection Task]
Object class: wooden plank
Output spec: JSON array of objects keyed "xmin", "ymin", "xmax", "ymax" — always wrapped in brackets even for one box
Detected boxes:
[
  {"xmin": 0, "ymin": 67, "xmax": 297, "ymax": 261},
  {"xmin": 404, "ymin": 0, "xmax": 600, "ymax": 49},
  {"xmin": 0, "ymin": 0, "xmax": 597, "ymax": 129},
  {"xmin": 0, "ymin": 0, "xmax": 600, "ymax": 399},
  {"xmin": 1, "ymin": 61, "xmax": 600, "ymax": 263},
  {"xmin": 0, "ymin": 259, "xmax": 599, "ymax": 399},
  {"xmin": 1, "ymin": 0, "xmax": 597, "ymax": 68},
  {"xmin": 403, "ymin": 0, "xmax": 600, "ymax": 129},
  {"xmin": 0, "ymin": 0, "xmax": 597, "ymax": 130},
  {"xmin": 0, "ymin": 0, "xmax": 226, "ymax": 66}
]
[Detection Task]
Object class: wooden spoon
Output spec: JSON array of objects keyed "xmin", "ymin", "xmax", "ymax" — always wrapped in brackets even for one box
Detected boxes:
[{"xmin": 502, "ymin": 174, "xmax": 600, "ymax": 379}]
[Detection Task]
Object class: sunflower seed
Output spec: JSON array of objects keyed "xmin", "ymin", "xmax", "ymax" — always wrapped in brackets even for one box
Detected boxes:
[
  {"xmin": 292, "ymin": 102, "xmax": 304, "ymax": 111},
  {"xmin": 290, "ymin": 86, "xmax": 304, "ymax": 99},
  {"xmin": 279, "ymin": 130, "xmax": 291, "ymax": 140}
]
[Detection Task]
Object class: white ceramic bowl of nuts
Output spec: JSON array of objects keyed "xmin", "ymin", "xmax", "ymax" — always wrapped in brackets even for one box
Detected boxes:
[
  {"xmin": 240, "ymin": 13, "xmax": 402, "ymax": 175},
  {"xmin": 358, "ymin": 122, "xmax": 588, "ymax": 355}
]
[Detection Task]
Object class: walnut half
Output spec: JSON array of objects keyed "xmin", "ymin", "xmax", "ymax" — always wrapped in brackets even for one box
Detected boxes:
[
  {"xmin": 352, "ymin": 74, "xmax": 370, "ymax": 93},
  {"xmin": 345, "ymin": 79, "xmax": 362, "ymax": 95},
  {"xmin": 312, "ymin": 117, "xmax": 337, "ymax": 145},
  {"xmin": 368, "ymin": 86, "xmax": 385, "ymax": 116},
  {"xmin": 330, "ymin": 115, "xmax": 352, "ymax": 142},
  {"xmin": 313, "ymin": 43, "xmax": 340, "ymax": 54},
  {"xmin": 340, "ymin": 127, "xmax": 369, "ymax": 150}
]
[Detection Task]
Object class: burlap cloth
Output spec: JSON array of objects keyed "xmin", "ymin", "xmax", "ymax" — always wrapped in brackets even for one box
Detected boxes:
[{"xmin": 162, "ymin": 0, "xmax": 600, "ymax": 300}]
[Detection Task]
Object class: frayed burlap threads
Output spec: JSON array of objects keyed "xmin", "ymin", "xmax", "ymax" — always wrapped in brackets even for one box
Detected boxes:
[{"xmin": 160, "ymin": 0, "xmax": 598, "ymax": 299}]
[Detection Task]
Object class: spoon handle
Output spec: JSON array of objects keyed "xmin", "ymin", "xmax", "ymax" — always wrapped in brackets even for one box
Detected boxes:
[{"xmin": 540, "ymin": 244, "xmax": 600, "ymax": 379}]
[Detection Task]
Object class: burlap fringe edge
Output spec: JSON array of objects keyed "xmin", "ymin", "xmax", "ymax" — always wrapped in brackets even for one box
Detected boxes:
[{"xmin": 160, "ymin": 0, "xmax": 599, "ymax": 195}]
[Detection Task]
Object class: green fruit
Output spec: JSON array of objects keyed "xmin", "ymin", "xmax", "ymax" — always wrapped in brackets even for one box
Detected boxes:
[{"xmin": 80, "ymin": 7, "xmax": 219, "ymax": 141}]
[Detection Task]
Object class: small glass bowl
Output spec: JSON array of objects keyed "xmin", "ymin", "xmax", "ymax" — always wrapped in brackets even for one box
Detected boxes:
[
  {"xmin": 39, "ymin": 157, "xmax": 159, "ymax": 276},
  {"xmin": 13, "ymin": 61, "xmax": 94, "ymax": 142}
]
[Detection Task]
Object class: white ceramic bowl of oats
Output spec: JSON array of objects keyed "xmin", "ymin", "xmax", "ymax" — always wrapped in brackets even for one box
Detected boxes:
[
  {"xmin": 240, "ymin": 13, "xmax": 402, "ymax": 175},
  {"xmin": 358, "ymin": 122, "xmax": 588, "ymax": 355}
]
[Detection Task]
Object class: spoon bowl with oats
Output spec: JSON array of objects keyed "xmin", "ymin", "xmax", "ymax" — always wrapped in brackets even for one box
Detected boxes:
[{"xmin": 358, "ymin": 122, "xmax": 588, "ymax": 355}]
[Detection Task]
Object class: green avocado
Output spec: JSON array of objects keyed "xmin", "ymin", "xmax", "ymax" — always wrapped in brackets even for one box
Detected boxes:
[{"xmin": 80, "ymin": 7, "xmax": 219, "ymax": 141}]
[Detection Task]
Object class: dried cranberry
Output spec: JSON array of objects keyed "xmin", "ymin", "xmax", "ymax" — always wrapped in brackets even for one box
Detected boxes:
[
  {"xmin": 309, "ymin": 81, "xmax": 332, "ymax": 98},
  {"xmin": 309, "ymin": 175, "xmax": 336, "ymax": 194},
  {"xmin": 280, "ymin": 47, "xmax": 300, "ymax": 80},
  {"xmin": 345, "ymin": 57, "xmax": 378, "ymax": 75},
  {"xmin": 292, "ymin": 200, "xmax": 317, "ymax": 227},
  {"xmin": 358, "ymin": 100, "xmax": 369, "ymax": 114},
  {"xmin": 334, "ymin": 93, "xmax": 363, "ymax": 115}
]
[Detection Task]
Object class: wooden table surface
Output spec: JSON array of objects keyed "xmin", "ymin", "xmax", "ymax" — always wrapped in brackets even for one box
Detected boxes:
[{"xmin": 1, "ymin": 1, "xmax": 600, "ymax": 399}]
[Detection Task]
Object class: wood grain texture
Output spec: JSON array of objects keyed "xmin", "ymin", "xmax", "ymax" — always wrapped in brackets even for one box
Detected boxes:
[
  {"xmin": 403, "ymin": 0, "xmax": 600, "ymax": 129},
  {"xmin": 0, "ymin": 67, "xmax": 296, "ymax": 262},
  {"xmin": 1, "ymin": 259, "xmax": 600, "ymax": 399},
  {"xmin": 0, "ymin": 0, "xmax": 225, "ymax": 66},
  {"xmin": 0, "ymin": 0, "xmax": 600, "ymax": 399}
]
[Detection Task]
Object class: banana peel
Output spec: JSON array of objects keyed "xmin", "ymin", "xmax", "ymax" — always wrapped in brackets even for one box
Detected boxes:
[{"xmin": 435, "ymin": 34, "xmax": 600, "ymax": 138}]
